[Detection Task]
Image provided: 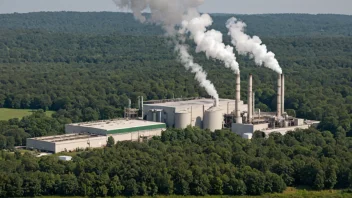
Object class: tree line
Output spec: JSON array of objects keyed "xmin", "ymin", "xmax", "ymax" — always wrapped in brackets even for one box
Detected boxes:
[
  {"xmin": 0, "ymin": 12, "xmax": 351, "ymax": 37},
  {"xmin": 0, "ymin": 127, "xmax": 352, "ymax": 197}
]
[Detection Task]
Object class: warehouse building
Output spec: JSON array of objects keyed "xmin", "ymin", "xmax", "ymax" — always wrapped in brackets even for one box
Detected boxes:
[
  {"xmin": 27, "ymin": 133, "xmax": 107, "ymax": 153},
  {"xmin": 27, "ymin": 119, "xmax": 166, "ymax": 153}
]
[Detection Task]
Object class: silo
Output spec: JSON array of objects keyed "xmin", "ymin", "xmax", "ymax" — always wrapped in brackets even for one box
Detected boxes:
[
  {"xmin": 175, "ymin": 111, "xmax": 191, "ymax": 129},
  {"xmin": 203, "ymin": 107, "xmax": 223, "ymax": 132}
]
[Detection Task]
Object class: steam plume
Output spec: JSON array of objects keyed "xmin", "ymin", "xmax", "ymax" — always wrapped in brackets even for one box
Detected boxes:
[
  {"xmin": 112, "ymin": 0, "xmax": 220, "ymax": 105},
  {"xmin": 176, "ymin": 44, "xmax": 219, "ymax": 106},
  {"xmin": 181, "ymin": 14, "xmax": 240, "ymax": 74},
  {"xmin": 112, "ymin": 0, "xmax": 204, "ymax": 35},
  {"xmin": 226, "ymin": 17, "xmax": 282, "ymax": 74}
]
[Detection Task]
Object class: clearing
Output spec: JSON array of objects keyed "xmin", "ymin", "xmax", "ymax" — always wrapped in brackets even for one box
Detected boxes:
[{"xmin": 0, "ymin": 108, "xmax": 55, "ymax": 121}]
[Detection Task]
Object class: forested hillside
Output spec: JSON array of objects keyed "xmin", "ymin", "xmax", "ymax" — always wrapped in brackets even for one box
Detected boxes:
[
  {"xmin": 1, "ymin": 128, "xmax": 352, "ymax": 197},
  {"xmin": 0, "ymin": 27, "xmax": 351, "ymax": 136},
  {"xmin": 0, "ymin": 12, "xmax": 352, "ymax": 36}
]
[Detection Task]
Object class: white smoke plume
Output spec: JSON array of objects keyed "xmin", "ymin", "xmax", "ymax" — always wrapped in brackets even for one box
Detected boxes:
[
  {"xmin": 226, "ymin": 17, "xmax": 283, "ymax": 74},
  {"xmin": 112, "ymin": 0, "xmax": 220, "ymax": 105},
  {"xmin": 181, "ymin": 14, "xmax": 240, "ymax": 74},
  {"xmin": 112, "ymin": 0, "xmax": 204, "ymax": 35},
  {"xmin": 176, "ymin": 44, "xmax": 219, "ymax": 106}
]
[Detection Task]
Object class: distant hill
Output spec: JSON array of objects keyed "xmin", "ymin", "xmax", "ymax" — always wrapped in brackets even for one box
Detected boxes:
[{"xmin": 0, "ymin": 12, "xmax": 351, "ymax": 37}]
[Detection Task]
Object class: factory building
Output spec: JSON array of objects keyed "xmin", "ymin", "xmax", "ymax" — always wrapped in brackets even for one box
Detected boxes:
[
  {"xmin": 142, "ymin": 73, "xmax": 319, "ymax": 139},
  {"xmin": 27, "ymin": 120, "xmax": 166, "ymax": 153},
  {"xmin": 143, "ymin": 98, "xmax": 248, "ymax": 130}
]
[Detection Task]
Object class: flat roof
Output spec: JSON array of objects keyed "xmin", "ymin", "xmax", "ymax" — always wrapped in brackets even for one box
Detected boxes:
[
  {"xmin": 67, "ymin": 119, "xmax": 166, "ymax": 132},
  {"xmin": 30, "ymin": 133, "xmax": 103, "ymax": 143},
  {"xmin": 144, "ymin": 98, "xmax": 240, "ymax": 108}
]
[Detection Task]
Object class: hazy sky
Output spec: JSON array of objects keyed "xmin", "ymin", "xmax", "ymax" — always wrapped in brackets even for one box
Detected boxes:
[{"xmin": 0, "ymin": 0, "xmax": 351, "ymax": 15}]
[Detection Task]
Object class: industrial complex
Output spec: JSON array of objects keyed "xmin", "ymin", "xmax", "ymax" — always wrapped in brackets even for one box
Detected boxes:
[
  {"xmin": 27, "ymin": 73, "xmax": 319, "ymax": 153},
  {"xmin": 143, "ymin": 73, "xmax": 319, "ymax": 139}
]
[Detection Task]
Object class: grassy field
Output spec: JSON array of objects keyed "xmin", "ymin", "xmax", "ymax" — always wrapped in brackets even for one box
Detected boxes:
[
  {"xmin": 40, "ymin": 188, "xmax": 352, "ymax": 198},
  {"xmin": 0, "ymin": 108, "xmax": 55, "ymax": 120}
]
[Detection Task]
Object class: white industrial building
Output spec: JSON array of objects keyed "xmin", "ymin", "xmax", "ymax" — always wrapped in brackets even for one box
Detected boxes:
[
  {"xmin": 143, "ymin": 98, "xmax": 248, "ymax": 131},
  {"xmin": 27, "ymin": 120, "xmax": 166, "ymax": 153},
  {"xmin": 142, "ymin": 73, "xmax": 319, "ymax": 139}
]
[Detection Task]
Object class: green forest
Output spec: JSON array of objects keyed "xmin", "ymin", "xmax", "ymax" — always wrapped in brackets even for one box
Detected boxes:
[
  {"xmin": 1, "ymin": 128, "xmax": 352, "ymax": 197},
  {"xmin": 0, "ymin": 12, "xmax": 352, "ymax": 197}
]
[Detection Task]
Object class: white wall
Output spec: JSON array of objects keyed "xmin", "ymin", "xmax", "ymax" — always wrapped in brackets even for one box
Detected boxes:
[
  {"xmin": 232, "ymin": 123, "xmax": 254, "ymax": 136},
  {"xmin": 27, "ymin": 139, "xmax": 56, "ymax": 152},
  {"xmin": 55, "ymin": 136, "xmax": 107, "ymax": 153},
  {"xmin": 111, "ymin": 129, "xmax": 164, "ymax": 142},
  {"xmin": 253, "ymin": 123, "xmax": 270, "ymax": 131},
  {"xmin": 263, "ymin": 125, "xmax": 310, "ymax": 136},
  {"xmin": 27, "ymin": 136, "xmax": 108, "ymax": 153}
]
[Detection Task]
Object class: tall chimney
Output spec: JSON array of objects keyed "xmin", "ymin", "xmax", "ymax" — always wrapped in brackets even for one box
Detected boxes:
[
  {"xmin": 235, "ymin": 73, "xmax": 242, "ymax": 123},
  {"xmin": 281, "ymin": 74, "xmax": 285, "ymax": 115},
  {"xmin": 247, "ymin": 74, "xmax": 253, "ymax": 123},
  {"xmin": 277, "ymin": 74, "xmax": 282, "ymax": 117}
]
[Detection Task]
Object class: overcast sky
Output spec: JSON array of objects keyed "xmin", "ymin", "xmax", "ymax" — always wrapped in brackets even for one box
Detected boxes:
[{"xmin": 0, "ymin": 0, "xmax": 351, "ymax": 15}]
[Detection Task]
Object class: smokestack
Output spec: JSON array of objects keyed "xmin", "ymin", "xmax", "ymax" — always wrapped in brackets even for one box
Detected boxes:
[
  {"xmin": 281, "ymin": 74, "xmax": 285, "ymax": 115},
  {"xmin": 247, "ymin": 74, "xmax": 252, "ymax": 123},
  {"xmin": 235, "ymin": 72, "xmax": 242, "ymax": 123},
  {"xmin": 277, "ymin": 74, "xmax": 282, "ymax": 117}
]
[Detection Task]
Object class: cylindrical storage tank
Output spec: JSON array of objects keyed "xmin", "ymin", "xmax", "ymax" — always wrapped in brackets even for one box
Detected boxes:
[
  {"xmin": 203, "ymin": 107, "xmax": 223, "ymax": 132},
  {"xmin": 175, "ymin": 111, "xmax": 191, "ymax": 129}
]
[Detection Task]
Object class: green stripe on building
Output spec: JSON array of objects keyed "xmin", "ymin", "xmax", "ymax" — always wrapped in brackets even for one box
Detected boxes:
[{"xmin": 107, "ymin": 124, "xmax": 166, "ymax": 134}]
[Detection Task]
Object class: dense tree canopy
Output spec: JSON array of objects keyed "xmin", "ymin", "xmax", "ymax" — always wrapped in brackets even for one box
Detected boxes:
[{"xmin": 1, "ymin": 128, "xmax": 352, "ymax": 197}]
